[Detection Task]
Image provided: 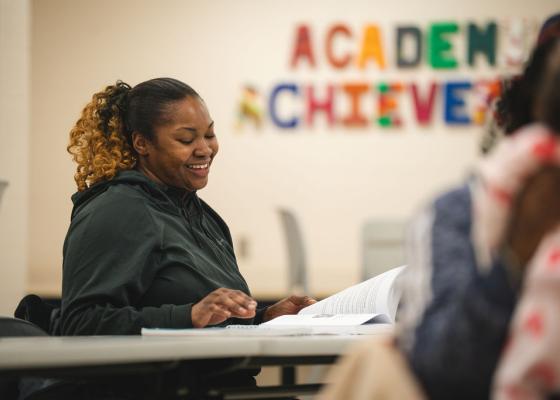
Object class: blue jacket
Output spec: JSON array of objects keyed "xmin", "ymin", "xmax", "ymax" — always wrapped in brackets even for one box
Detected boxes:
[{"xmin": 397, "ymin": 183, "xmax": 518, "ymax": 400}]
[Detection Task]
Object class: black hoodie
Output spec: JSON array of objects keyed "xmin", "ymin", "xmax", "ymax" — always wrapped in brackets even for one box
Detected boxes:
[{"xmin": 53, "ymin": 170, "xmax": 260, "ymax": 335}]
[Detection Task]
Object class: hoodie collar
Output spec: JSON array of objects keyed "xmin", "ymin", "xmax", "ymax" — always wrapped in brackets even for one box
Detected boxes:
[{"xmin": 70, "ymin": 169, "xmax": 192, "ymax": 217}]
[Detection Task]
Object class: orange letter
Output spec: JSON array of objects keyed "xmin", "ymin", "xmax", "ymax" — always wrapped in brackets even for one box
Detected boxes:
[
  {"xmin": 341, "ymin": 83, "xmax": 369, "ymax": 127},
  {"xmin": 290, "ymin": 24, "xmax": 316, "ymax": 69},
  {"xmin": 325, "ymin": 24, "xmax": 352, "ymax": 69}
]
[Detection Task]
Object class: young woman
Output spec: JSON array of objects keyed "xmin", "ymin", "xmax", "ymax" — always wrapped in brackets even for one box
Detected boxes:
[{"xmin": 52, "ymin": 78, "xmax": 314, "ymax": 336}]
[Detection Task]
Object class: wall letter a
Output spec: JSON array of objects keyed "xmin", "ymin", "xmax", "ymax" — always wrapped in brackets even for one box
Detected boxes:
[
  {"xmin": 357, "ymin": 25, "xmax": 386, "ymax": 69},
  {"xmin": 290, "ymin": 24, "xmax": 316, "ymax": 69}
]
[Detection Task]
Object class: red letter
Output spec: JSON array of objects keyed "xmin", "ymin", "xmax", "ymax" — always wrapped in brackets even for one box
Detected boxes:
[
  {"xmin": 306, "ymin": 85, "xmax": 335, "ymax": 127},
  {"xmin": 291, "ymin": 24, "xmax": 316, "ymax": 69},
  {"xmin": 325, "ymin": 24, "xmax": 352, "ymax": 69},
  {"xmin": 410, "ymin": 82, "xmax": 438, "ymax": 125}
]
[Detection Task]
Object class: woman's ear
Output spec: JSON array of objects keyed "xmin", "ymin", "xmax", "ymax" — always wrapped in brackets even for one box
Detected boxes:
[{"xmin": 132, "ymin": 132, "xmax": 150, "ymax": 156}]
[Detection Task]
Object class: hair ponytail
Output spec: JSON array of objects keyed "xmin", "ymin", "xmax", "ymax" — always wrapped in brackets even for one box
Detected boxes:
[
  {"xmin": 67, "ymin": 81, "xmax": 136, "ymax": 191},
  {"xmin": 98, "ymin": 81, "xmax": 132, "ymax": 140},
  {"xmin": 68, "ymin": 77, "xmax": 199, "ymax": 191}
]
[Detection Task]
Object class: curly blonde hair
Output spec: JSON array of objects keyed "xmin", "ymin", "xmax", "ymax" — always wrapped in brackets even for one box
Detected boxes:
[{"xmin": 67, "ymin": 83, "xmax": 136, "ymax": 191}]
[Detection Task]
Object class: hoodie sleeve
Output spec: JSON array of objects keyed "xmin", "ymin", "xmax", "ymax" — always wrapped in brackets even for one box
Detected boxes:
[
  {"xmin": 59, "ymin": 195, "xmax": 193, "ymax": 335},
  {"xmin": 398, "ymin": 184, "xmax": 517, "ymax": 399}
]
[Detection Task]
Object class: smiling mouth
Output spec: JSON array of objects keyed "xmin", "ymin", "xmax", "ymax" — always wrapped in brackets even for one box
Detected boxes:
[{"xmin": 187, "ymin": 163, "xmax": 209, "ymax": 169}]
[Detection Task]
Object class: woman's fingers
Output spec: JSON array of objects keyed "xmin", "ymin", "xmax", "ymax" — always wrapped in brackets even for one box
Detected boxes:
[
  {"xmin": 215, "ymin": 289, "xmax": 256, "ymax": 315},
  {"xmin": 208, "ymin": 303, "xmax": 231, "ymax": 318},
  {"xmin": 192, "ymin": 288, "xmax": 258, "ymax": 328},
  {"xmin": 226, "ymin": 290, "xmax": 257, "ymax": 314},
  {"xmin": 288, "ymin": 295, "xmax": 317, "ymax": 306}
]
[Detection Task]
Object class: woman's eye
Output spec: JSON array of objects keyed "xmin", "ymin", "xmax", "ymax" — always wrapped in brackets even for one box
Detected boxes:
[
  {"xmin": 179, "ymin": 139, "xmax": 193, "ymax": 145},
  {"xmin": 205, "ymin": 133, "xmax": 216, "ymax": 139}
]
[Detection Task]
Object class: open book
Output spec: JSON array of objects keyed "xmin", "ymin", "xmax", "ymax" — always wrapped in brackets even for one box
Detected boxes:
[
  {"xmin": 141, "ymin": 265, "xmax": 405, "ymax": 337},
  {"xmin": 260, "ymin": 265, "xmax": 405, "ymax": 330}
]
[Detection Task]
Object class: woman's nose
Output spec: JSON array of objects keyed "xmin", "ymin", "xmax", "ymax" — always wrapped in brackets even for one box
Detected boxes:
[{"xmin": 193, "ymin": 138, "xmax": 212, "ymax": 157}]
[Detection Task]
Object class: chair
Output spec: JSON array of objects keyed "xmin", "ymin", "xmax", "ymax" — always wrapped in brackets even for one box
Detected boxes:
[
  {"xmin": 277, "ymin": 208, "xmax": 309, "ymax": 295},
  {"xmin": 0, "ymin": 317, "xmax": 49, "ymax": 338},
  {"xmin": 0, "ymin": 317, "xmax": 48, "ymax": 400},
  {"xmin": 14, "ymin": 294, "xmax": 56, "ymax": 333},
  {"xmin": 0, "ymin": 180, "xmax": 7, "ymax": 209},
  {"xmin": 277, "ymin": 208, "xmax": 310, "ymax": 387},
  {"xmin": 361, "ymin": 219, "xmax": 406, "ymax": 280}
]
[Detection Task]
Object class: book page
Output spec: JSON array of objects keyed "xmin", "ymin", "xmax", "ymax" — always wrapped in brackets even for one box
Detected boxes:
[
  {"xmin": 261, "ymin": 314, "xmax": 378, "ymax": 327},
  {"xmin": 298, "ymin": 265, "xmax": 405, "ymax": 322}
]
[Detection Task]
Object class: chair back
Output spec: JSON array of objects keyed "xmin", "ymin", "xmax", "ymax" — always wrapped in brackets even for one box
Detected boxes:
[
  {"xmin": 0, "ymin": 180, "xmax": 7, "ymax": 210},
  {"xmin": 0, "ymin": 317, "xmax": 48, "ymax": 400},
  {"xmin": 362, "ymin": 219, "xmax": 406, "ymax": 280},
  {"xmin": 14, "ymin": 294, "xmax": 56, "ymax": 333},
  {"xmin": 278, "ymin": 208, "xmax": 309, "ymax": 295},
  {"xmin": 0, "ymin": 317, "xmax": 48, "ymax": 338}
]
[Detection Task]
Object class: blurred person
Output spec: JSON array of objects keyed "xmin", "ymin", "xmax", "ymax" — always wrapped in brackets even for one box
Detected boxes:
[
  {"xmin": 492, "ymin": 38, "xmax": 560, "ymax": 400},
  {"xmin": 319, "ymin": 37, "xmax": 560, "ymax": 400},
  {"xmin": 396, "ymin": 36, "xmax": 560, "ymax": 400}
]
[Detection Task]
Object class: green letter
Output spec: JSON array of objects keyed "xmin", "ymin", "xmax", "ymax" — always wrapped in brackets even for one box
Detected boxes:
[
  {"xmin": 467, "ymin": 22, "xmax": 497, "ymax": 66},
  {"xmin": 429, "ymin": 22, "xmax": 459, "ymax": 69}
]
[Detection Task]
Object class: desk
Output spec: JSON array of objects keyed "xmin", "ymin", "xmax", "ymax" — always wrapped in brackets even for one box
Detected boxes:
[{"xmin": 0, "ymin": 325, "xmax": 393, "ymax": 399}]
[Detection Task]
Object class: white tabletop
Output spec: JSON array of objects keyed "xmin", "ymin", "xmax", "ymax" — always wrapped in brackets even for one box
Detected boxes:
[
  {"xmin": 256, "ymin": 324, "xmax": 394, "ymax": 357},
  {"xmin": 0, "ymin": 324, "xmax": 393, "ymax": 370},
  {"xmin": 0, "ymin": 336, "xmax": 259, "ymax": 370}
]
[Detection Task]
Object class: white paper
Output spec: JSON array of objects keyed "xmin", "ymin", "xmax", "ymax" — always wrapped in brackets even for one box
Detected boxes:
[
  {"xmin": 297, "ymin": 265, "xmax": 405, "ymax": 323},
  {"xmin": 261, "ymin": 313, "xmax": 381, "ymax": 327}
]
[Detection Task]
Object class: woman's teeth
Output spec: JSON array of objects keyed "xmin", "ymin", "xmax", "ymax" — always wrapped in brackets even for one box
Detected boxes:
[{"xmin": 187, "ymin": 163, "xmax": 209, "ymax": 169}]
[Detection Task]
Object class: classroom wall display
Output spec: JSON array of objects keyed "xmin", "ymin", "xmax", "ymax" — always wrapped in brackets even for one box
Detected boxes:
[{"xmin": 236, "ymin": 19, "xmax": 537, "ymax": 131}]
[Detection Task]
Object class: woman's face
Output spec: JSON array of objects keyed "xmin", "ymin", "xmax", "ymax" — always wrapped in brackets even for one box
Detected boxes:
[{"xmin": 136, "ymin": 96, "xmax": 219, "ymax": 191}]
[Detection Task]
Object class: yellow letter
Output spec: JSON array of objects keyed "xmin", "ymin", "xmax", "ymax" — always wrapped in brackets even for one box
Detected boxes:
[{"xmin": 357, "ymin": 25, "xmax": 386, "ymax": 69}]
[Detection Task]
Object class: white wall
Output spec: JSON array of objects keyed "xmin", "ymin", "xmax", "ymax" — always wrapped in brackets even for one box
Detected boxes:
[
  {"xmin": 28, "ymin": 0, "xmax": 559, "ymax": 298},
  {"xmin": 0, "ymin": 0, "xmax": 30, "ymax": 315}
]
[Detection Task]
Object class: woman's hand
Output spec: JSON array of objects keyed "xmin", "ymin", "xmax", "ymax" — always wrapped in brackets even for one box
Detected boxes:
[
  {"xmin": 191, "ymin": 288, "xmax": 257, "ymax": 328},
  {"xmin": 263, "ymin": 295, "xmax": 317, "ymax": 322}
]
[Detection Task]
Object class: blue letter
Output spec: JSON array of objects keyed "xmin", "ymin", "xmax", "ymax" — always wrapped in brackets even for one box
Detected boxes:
[
  {"xmin": 444, "ymin": 81, "xmax": 472, "ymax": 124},
  {"xmin": 269, "ymin": 83, "xmax": 300, "ymax": 129}
]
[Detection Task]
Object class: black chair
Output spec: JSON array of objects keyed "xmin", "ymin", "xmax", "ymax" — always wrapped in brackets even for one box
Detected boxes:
[
  {"xmin": 14, "ymin": 295, "xmax": 56, "ymax": 334},
  {"xmin": 0, "ymin": 317, "xmax": 49, "ymax": 338},
  {"xmin": 0, "ymin": 317, "xmax": 49, "ymax": 400}
]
